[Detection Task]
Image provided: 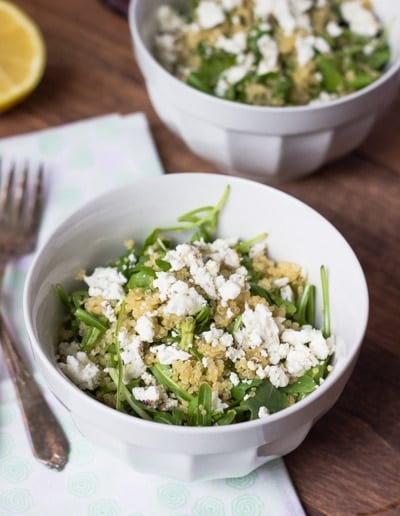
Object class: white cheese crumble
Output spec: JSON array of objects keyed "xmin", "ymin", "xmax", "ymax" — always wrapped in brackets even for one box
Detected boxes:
[
  {"xmin": 257, "ymin": 34, "xmax": 279, "ymax": 75},
  {"xmin": 211, "ymin": 391, "xmax": 229, "ymax": 413},
  {"xmin": 326, "ymin": 20, "xmax": 343, "ymax": 38},
  {"xmin": 229, "ymin": 371, "xmax": 240, "ymax": 386},
  {"xmin": 154, "ymin": 34, "xmax": 179, "ymax": 69},
  {"xmin": 84, "ymin": 267, "xmax": 126, "ymax": 302},
  {"xmin": 258, "ymin": 406, "xmax": 270, "ymax": 418},
  {"xmin": 119, "ymin": 329, "xmax": 147, "ymax": 382},
  {"xmin": 135, "ymin": 314, "xmax": 155, "ymax": 343},
  {"xmin": 267, "ymin": 364, "xmax": 289, "ymax": 387},
  {"xmin": 221, "ymin": 0, "xmax": 242, "ymax": 11},
  {"xmin": 152, "ymin": 343, "xmax": 192, "ymax": 365},
  {"xmin": 132, "ymin": 385, "xmax": 162, "ymax": 406},
  {"xmin": 59, "ymin": 351, "xmax": 100, "ymax": 390},
  {"xmin": 234, "ymin": 304, "xmax": 280, "ymax": 351},
  {"xmin": 156, "ymin": 5, "xmax": 185, "ymax": 33},
  {"xmin": 296, "ymin": 35, "xmax": 315, "ymax": 67},
  {"xmin": 254, "ymin": 0, "xmax": 296, "ymax": 35},
  {"xmin": 215, "ymin": 32, "xmax": 247, "ymax": 55},
  {"xmin": 341, "ymin": 1, "xmax": 379, "ymax": 37},
  {"xmin": 101, "ymin": 300, "xmax": 116, "ymax": 323},
  {"xmin": 196, "ymin": 1, "xmax": 225, "ymax": 30},
  {"xmin": 296, "ymin": 35, "xmax": 330, "ymax": 67}
]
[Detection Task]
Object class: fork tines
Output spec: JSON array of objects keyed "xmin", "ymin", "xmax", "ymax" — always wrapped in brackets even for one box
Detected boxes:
[{"xmin": 0, "ymin": 159, "xmax": 44, "ymax": 230}]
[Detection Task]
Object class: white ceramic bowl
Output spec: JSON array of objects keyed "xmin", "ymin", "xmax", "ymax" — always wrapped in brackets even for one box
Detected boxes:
[
  {"xmin": 129, "ymin": 0, "xmax": 400, "ymax": 182},
  {"xmin": 24, "ymin": 173, "xmax": 368, "ymax": 481}
]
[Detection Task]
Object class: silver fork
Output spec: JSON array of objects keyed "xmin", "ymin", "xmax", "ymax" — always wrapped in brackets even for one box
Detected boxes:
[{"xmin": 0, "ymin": 160, "xmax": 69, "ymax": 471}]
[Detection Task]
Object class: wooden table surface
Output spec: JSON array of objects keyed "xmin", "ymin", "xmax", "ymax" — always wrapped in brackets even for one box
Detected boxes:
[{"xmin": 2, "ymin": 1, "xmax": 399, "ymax": 514}]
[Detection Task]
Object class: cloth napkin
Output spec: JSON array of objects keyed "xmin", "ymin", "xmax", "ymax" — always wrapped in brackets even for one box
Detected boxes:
[{"xmin": 0, "ymin": 113, "xmax": 306, "ymax": 516}]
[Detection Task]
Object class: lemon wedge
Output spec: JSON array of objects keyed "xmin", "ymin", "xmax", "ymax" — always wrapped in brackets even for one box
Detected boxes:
[{"xmin": 0, "ymin": 0, "xmax": 46, "ymax": 113}]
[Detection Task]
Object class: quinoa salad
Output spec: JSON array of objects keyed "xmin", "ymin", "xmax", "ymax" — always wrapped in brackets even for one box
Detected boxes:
[
  {"xmin": 57, "ymin": 187, "xmax": 336, "ymax": 426},
  {"xmin": 154, "ymin": 0, "xmax": 390, "ymax": 106}
]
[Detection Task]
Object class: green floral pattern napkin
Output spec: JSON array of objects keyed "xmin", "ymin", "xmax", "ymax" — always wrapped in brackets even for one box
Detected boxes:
[{"xmin": 0, "ymin": 113, "xmax": 305, "ymax": 516}]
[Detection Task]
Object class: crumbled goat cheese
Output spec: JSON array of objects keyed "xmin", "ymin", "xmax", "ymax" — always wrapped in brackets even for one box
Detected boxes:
[
  {"xmin": 156, "ymin": 5, "xmax": 185, "ymax": 32},
  {"xmin": 215, "ymin": 32, "xmax": 247, "ymax": 55},
  {"xmin": 280, "ymin": 285, "xmax": 294, "ymax": 303},
  {"xmin": 58, "ymin": 341, "xmax": 80, "ymax": 358},
  {"xmin": 132, "ymin": 385, "xmax": 163, "ymax": 406},
  {"xmin": 119, "ymin": 329, "xmax": 146, "ymax": 382},
  {"xmin": 141, "ymin": 371, "xmax": 156, "ymax": 386},
  {"xmin": 59, "ymin": 351, "xmax": 100, "ymax": 391},
  {"xmin": 296, "ymin": 35, "xmax": 315, "ymax": 67},
  {"xmin": 296, "ymin": 14, "xmax": 312, "ymax": 32},
  {"xmin": 207, "ymin": 238, "xmax": 241, "ymax": 268},
  {"xmin": 258, "ymin": 406, "xmax": 270, "ymax": 418},
  {"xmin": 135, "ymin": 314, "xmax": 155, "ymax": 343},
  {"xmin": 211, "ymin": 391, "xmax": 229, "ymax": 413},
  {"xmin": 314, "ymin": 37, "xmax": 330, "ymax": 54},
  {"xmin": 154, "ymin": 34, "xmax": 179, "ymax": 69},
  {"xmin": 202, "ymin": 325, "xmax": 233, "ymax": 347},
  {"xmin": 257, "ymin": 34, "xmax": 279, "ymax": 75},
  {"xmin": 84, "ymin": 267, "xmax": 126, "ymax": 302},
  {"xmin": 165, "ymin": 243, "xmax": 202, "ymax": 271},
  {"xmin": 166, "ymin": 281, "xmax": 206, "ymax": 316},
  {"xmin": 309, "ymin": 91, "xmax": 337, "ymax": 104},
  {"xmin": 267, "ymin": 364, "xmax": 289, "ymax": 388},
  {"xmin": 225, "ymin": 347, "xmax": 246, "ymax": 362},
  {"xmin": 285, "ymin": 344, "xmax": 318, "ymax": 377},
  {"xmin": 293, "ymin": 0, "xmax": 313, "ymax": 15},
  {"xmin": 282, "ymin": 325, "xmax": 334, "ymax": 360},
  {"xmin": 340, "ymin": 1, "xmax": 379, "ymax": 37},
  {"xmin": 101, "ymin": 300, "xmax": 117, "ymax": 323},
  {"xmin": 249, "ymin": 240, "xmax": 268, "ymax": 258},
  {"xmin": 152, "ymin": 343, "xmax": 192, "ymax": 365},
  {"xmin": 254, "ymin": 0, "xmax": 297, "ymax": 35},
  {"xmin": 326, "ymin": 20, "xmax": 343, "ymax": 38},
  {"xmin": 234, "ymin": 304, "xmax": 280, "ymax": 350},
  {"xmin": 216, "ymin": 272, "xmax": 246, "ymax": 304},
  {"xmin": 202, "ymin": 357, "xmax": 209, "ymax": 368},
  {"xmin": 363, "ymin": 43, "xmax": 375, "ymax": 56},
  {"xmin": 196, "ymin": 1, "xmax": 225, "ymax": 30},
  {"xmin": 229, "ymin": 371, "xmax": 240, "ymax": 386},
  {"xmin": 221, "ymin": 0, "xmax": 242, "ymax": 11},
  {"xmin": 224, "ymin": 66, "xmax": 247, "ymax": 84},
  {"xmin": 273, "ymin": 277, "xmax": 289, "ymax": 288}
]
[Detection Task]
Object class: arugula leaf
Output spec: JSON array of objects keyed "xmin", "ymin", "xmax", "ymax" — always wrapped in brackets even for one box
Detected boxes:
[
  {"xmin": 250, "ymin": 283, "xmax": 274, "ymax": 304},
  {"xmin": 188, "ymin": 383, "xmax": 213, "ymax": 426},
  {"xmin": 153, "ymin": 409, "xmax": 185, "ymax": 425},
  {"xmin": 155, "ymin": 258, "xmax": 171, "ymax": 271},
  {"xmin": 151, "ymin": 364, "xmax": 193, "ymax": 402},
  {"xmin": 317, "ymin": 56, "xmax": 344, "ymax": 93},
  {"xmin": 194, "ymin": 304, "xmax": 211, "ymax": 333},
  {"xmin": 71, "ymin": 290, "xmax": 89, "ymax": 309},
  {"xmin": 81, "ymin": 326, "xmax": 101, "ymax": 353},
  {"xmin": 238, "ymin": 381, "xmax": 289, "ymax": 419},
  {"xmin": 56, "ymin": 284, "xmax": 74, "ymax": 312},
  {"xmin": 127, "ymin": 266, "xmax": 156, "ymax": 290},
  {"xmin": 281, "ymin": 375, "xmax": 317, "ymax": 394},
  {"xmin": 186, "ymin": 50, "xmax": 236, "ymax": 94},
  {"xmin": 74, "ymin": 308, "xmax": 108, "ymax": 332},
  {"xmin": 227, "ymin": 314, "xmax": 242, "ymax": 334},
  {"xmin": 231, "ymin": 379, "xmax": 262, "ymax": 402},
  {"xmin": 214, "ymin": 409, "xmax": 237, "ymax": 425},
  {"xmin": 108, "ymin": 368, "xmax": 153, "ymax": 420}
]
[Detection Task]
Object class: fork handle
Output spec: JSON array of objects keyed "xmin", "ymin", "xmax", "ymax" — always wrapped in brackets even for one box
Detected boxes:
[{"xmin": 0, "ymin": 314, "xmax": 69, "ymax": 470}]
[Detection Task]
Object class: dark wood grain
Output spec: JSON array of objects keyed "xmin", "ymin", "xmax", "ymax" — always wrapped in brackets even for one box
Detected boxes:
[{"xmin": 2, "ymin": 2, "xmax": 399, "ymax": 514}]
